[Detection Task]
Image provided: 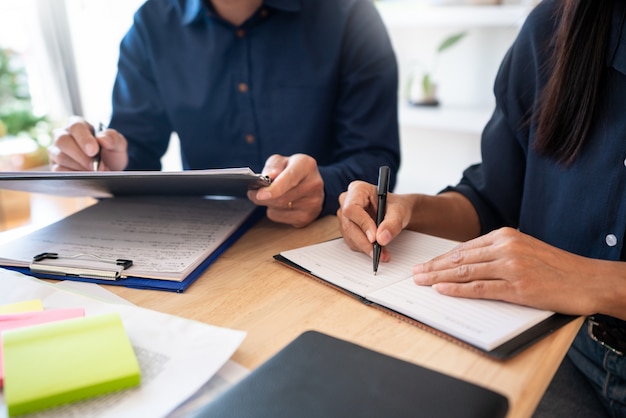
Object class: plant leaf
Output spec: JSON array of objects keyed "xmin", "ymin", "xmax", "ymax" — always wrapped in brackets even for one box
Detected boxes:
[
  {"xmin": 422, "ymin": 73, "xmax": 431, "ymax": 96},
  {"xmin": 437, "ymin": 31, "xmax": 467, "ymax": 53}
]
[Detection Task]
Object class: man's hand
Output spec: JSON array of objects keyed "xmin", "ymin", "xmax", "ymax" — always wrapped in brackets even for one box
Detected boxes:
[
  {"xmin": 48, "ymin": 116, "xmax": 128, "ymax": 171},
  {"xmin": 248, "ymin": 154, "xmax": 324, "ymax": 228}
]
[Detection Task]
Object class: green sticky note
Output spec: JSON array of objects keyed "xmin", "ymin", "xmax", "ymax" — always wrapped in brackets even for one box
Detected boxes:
[{"xmin": 3, "ymin": 312, "xmax": 141, "ymax": 416}]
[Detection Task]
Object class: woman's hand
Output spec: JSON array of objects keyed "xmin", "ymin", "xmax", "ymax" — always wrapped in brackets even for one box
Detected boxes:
[
  {"xmin": 337, "ymin": 180, "xmax": 414, "ymax": 263},
  {"xmin": 413, "ymin": 227, "xmax": 618, "ymax": 316}
]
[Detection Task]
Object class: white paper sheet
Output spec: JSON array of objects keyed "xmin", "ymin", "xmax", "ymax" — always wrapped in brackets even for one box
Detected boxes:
[{"xmin": 51, "ymin": 280, "xmax": 251, "ymax": 417}]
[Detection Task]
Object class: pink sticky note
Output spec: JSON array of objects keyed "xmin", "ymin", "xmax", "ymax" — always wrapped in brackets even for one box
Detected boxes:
[{"xmin": 0, "ymin": 308, "xmax": 85, "ymax": 387}]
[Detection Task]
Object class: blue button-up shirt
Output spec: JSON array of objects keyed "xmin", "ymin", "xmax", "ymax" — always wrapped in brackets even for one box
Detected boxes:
[
  {"xmin": 109, "ymin": 0, "xmax": 400, "ymax": 216},
  {"xmin": 447, "ymin": 0, "xmax": 626, "ymax": 263}
]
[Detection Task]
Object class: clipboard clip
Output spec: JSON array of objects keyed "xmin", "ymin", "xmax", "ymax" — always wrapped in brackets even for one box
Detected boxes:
[{"xmin": 30, "ymin": 252, "xmax": 133, "ymax": 281}]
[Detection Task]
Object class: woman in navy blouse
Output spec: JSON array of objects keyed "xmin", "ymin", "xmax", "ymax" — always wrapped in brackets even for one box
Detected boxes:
[
  {"xmin": 49, "ymin": 0, "xmax": 400, "ymax": 228},
  {"xmin": 338, "ymin": 1, "xmax": 626, "ymax": 415}
]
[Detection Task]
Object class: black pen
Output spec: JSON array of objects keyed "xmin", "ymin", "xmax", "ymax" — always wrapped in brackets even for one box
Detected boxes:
[
  {"xmin": 92, "ymin": 122, "xmax": 104, "ymax": 172},
  {"xmin": 373, "ymin": 165, "xmax": 390, "ymax": 275}
]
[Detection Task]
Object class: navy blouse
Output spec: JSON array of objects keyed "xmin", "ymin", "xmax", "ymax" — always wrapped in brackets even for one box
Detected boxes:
[{"xmin": 447, "ymin": 0, "xmax": 626, "ymax": 262}]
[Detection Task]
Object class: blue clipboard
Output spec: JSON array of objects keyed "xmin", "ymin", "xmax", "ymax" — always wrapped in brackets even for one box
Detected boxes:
[{"xmin": 2, "ymin": 207, "xmax": 265, "ymax": 293}]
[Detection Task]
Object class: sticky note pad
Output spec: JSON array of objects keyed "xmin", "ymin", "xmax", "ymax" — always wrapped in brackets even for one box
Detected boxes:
[
  {"xmin": 0, "ymin": 299, "xmax": 43, "ymax": 314},
  {"xmin": 3, "ymin": 312, "xmax": 141, "ymax": 416},
  {"xmin": 0, "ymin": 308, "xmax": 85, "ymax": 388}
]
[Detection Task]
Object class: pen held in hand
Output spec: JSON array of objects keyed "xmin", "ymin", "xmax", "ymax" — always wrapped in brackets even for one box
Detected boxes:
[
  {"xmin": 91, "ymin": 152, "xmax": 101, "ymax": 172},
  {"xmin": 373, "ymin": 166, "xmax": 390, "ymax": 275},
  {"xmin": 92, "ymin": 122, "xmax": 104, "ymax": 172}
]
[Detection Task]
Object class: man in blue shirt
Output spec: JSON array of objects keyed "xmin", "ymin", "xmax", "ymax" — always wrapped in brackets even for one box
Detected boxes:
[{"xmin": 49, "ymin": 0, "xmax": 400, "ymax": 228}]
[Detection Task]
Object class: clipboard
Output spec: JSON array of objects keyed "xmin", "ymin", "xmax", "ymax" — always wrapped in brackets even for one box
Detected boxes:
[
  {"xmin": 0, "ymin": 167, "xmax": 271, "ymax": 198},
  {"xmin": 0, "ymin": 199, "xmax": 265, "ymax": 293}
]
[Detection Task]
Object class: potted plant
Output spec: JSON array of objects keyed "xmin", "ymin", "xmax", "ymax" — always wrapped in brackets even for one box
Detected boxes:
[
  {"xmin": 408, "ymin": 31, "xmax": 467, "ymax": 106},
  {"xmin": 0, "ymin": 47, "xmax": 50, "ymax": 171}
]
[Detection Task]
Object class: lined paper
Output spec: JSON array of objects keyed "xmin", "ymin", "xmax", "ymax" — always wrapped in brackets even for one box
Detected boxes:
[{"xmin": 280, "ymin": 231, "xmax": 554, "ymax": 351}]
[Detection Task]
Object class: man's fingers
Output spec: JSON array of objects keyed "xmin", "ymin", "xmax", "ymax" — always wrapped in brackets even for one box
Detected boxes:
[
  {"xmin": 50, "ymin": 120, "xmax": 128, "ymax": 172},
  {"xmin": 51, "ymin": 128, "xmax": 95, "ymax": 170},
  {"xmin": 261, "ymin": 154, "xmax": 289, "ymax": 180},
  {"xmin": 65, "ymin": 119, "xmax": 100, "ymax": 157},
  {"xmin": 266, "ymin": 154, "xmax": 315, "ymax": 198}
]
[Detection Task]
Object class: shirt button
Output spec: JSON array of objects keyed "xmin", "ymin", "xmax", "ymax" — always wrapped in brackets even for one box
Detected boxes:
[
  {"xmin": 260, "ymin": 9, "xmax": 268, "ymax": 17},
  {"xmin": 238, "ymin": 83, "xmax": 248, "ymax": 93},
  {"xmin": 236, "ymin": 29, "xmax": 245, "ymax": 38},
  {"xmin": 605, "ymin": 234, "xmax": 618, "ymax": 247},
  {"xmin": 245, "ymin": 134, "xmax": 255, "ymax": 144},
  {"xmin": 623, "ymin": 157, "xmax": 626, "ymax": 167}
]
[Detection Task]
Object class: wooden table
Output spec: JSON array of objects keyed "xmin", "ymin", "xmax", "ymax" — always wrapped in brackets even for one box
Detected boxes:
[{"xmin": 0, "ymin": 193, "xmax": 583, "ymax": 418}]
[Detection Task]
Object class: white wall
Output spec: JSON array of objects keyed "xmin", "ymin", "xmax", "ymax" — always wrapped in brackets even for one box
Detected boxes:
[
  {"xmin": 379, "ymin": 3, "xmax": 528, "ymax": 194},
  {"xmin": 395, "ymin": 127, "xmax": 482, "ymax": 194},
  {"xmin": 64, "ymin": 0, "xmax": 145, "ymax": 124},
  {"xmin": 390, "ymin": 25, "xmax": 516, "ymax": 109}
]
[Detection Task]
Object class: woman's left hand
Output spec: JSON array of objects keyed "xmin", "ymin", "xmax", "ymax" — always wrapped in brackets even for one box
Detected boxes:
[{"xmin": 413, "ymin": 227, "xmax": 608, "ymax": 316}]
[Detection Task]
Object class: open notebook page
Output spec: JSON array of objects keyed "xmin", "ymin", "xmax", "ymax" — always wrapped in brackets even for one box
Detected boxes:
[
  {"xmin": 280, "ymin": 230, "xmax": 462, "ymax": 295},
  {"xmin": 280, "ymin": 230, "xmax": 554, "ymax": 352}
]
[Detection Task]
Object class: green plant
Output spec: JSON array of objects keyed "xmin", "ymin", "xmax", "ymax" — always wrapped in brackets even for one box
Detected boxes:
[
  {"xmin": 420, "ymin": 31, "xmax": 467, "ymax": 103},
  {"xmin": 0, "ymin": 48, "xmax": 47, "ymax": 140}
]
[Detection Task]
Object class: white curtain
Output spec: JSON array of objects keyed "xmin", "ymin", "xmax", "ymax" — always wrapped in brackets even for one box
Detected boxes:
[{"xmin": 34, "ymin": 0, "xmax": 83, "ymax": 117}]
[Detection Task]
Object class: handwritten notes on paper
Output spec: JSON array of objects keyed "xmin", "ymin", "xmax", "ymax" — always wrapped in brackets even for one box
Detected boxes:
[{"xmin": 0, "ymin": 197, "xmax": 257, "ymax": 281}]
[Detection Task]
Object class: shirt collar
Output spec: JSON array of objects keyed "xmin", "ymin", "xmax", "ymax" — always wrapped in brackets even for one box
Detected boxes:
[
  {"xmin": 180, "ymin": 0, "xmax": 301, "ymax": 25},
  {"xmin": 180, "ymin": 0, "xmax": 204, "ymax": 25}
]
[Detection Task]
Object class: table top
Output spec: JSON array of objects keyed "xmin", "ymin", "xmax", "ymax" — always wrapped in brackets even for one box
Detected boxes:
[{"xmin": 1, "ymin": 193, "xmax": 583, "ymax": 418}]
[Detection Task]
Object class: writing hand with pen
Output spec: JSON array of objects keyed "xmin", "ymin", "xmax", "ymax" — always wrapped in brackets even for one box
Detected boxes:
[
  {"xmin": 48, "ymin": 117, "xmax": 128, "ymax": 172},
  {"xmin": 337, "ymin": 166, "xmax": 411, "ymax": 274}
]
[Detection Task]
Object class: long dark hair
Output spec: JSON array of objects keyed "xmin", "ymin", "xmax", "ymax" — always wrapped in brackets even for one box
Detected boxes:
[{"xmin": 533, "ymin": 0, "xmax": 613, "ymax": 164}]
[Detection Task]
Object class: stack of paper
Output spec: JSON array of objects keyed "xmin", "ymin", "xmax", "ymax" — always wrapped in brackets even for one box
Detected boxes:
[{"xmin": 0, "ymin": 271, "xmax": 246, "ymax": 417}]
